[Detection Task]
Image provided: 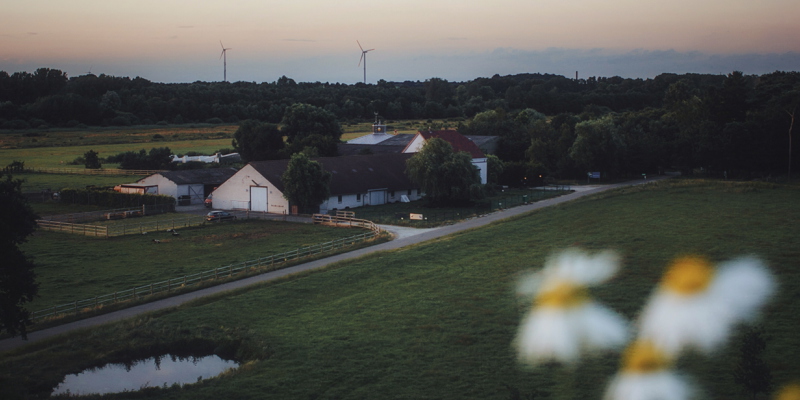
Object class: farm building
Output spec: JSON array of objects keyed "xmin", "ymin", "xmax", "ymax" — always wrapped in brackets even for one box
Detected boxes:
[
  {"xmin": 210, "ymin": 153, "xmax": 422, "ymax": 214},
  {"xmin": 340, "ymin": 121, "xmax": 494, "ymax": 183},
  {"xmin": 402, "ymin": 130, "xmax": 488, "ymax": 184},
  {"xmin": 134, "ymin": 168, "xmax": 237, "ymax": 205}
]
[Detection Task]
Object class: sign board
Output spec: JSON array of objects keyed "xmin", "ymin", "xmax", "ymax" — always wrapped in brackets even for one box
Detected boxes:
[
  {"xmin": 588, "ymin": 172, "xmax": 601, "ymax": 179},
  {"xmin": 410, "ymin": 213, "xmax": 424, "ymax": 220}
]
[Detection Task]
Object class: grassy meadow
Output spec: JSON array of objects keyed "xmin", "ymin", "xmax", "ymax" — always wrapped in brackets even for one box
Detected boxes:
[
  {"xmin": 2, "ymin": 179, "xmax": 799, "ymax": 399},
  {"xmin": 20, "ymin": 219, "xmax": 373, "ymax": 312},
  {"xmin": 1, "ymin": 119, "xmax": 452, "ymax": 170}
]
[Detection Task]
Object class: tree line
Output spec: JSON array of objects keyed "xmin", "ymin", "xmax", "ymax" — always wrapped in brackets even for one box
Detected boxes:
[{"xmin": 1, "ymin": 68, "xmax": 797, "ymax": 180}]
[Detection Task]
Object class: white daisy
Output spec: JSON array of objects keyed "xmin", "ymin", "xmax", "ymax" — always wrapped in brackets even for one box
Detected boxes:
[
  {"xmin": 638, "ymin": 255, "xmax": 775, "ymax": 356},
  {"xmin": 514, "ymin": 248, "xmax": 629, "ymax": 365},
  {"xmin": 603, "ymin": 341, "xmax": 693, "ymax": 400}
]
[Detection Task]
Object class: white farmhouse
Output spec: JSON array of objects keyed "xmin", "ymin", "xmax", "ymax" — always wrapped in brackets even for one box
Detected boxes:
[{"xmin": 210, "ymin": 153, "xmax": 421, "ymax": 214}]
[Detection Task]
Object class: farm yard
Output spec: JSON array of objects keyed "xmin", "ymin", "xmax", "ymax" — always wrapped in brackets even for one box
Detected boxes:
[{"xmin": 1, "ymin": 179, "xmax": 799, "ymax": 399}]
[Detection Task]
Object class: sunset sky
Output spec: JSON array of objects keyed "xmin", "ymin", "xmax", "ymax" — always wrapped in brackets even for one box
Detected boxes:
[{"xmin": 2, "ymin": 0, "xmax": 799, "ymax": 83}]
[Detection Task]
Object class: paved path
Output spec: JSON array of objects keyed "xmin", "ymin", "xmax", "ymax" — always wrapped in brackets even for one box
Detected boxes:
[{"xmin": 0, "ymin": 176, "xmax": 667, "ymax": 353}]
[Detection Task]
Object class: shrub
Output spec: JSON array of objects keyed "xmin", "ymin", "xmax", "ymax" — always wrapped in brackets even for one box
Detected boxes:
[{"xmin": 58, "ymin": 188, "xmax": 175, "ymax": 208}]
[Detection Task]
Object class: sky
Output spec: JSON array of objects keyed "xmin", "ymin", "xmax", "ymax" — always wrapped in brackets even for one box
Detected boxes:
[{"xmin": 2, "ymin": 0, "xmax": 799, "ymax": 84}]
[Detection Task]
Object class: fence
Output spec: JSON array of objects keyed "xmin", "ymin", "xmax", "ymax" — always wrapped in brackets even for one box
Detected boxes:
[
  {"xmin": 36, "ymin": 220, "xmax": 109, "ymax": 237},
  {"xmin": 40, "ymin": 204, "xmax": 174, "ymax": 224},
  {"xmin": 312, "ymin": 212, "xmax": 380, "ymax": 233},
  {"xmin": 8, "ymin": 167, "xmax": 163, "ymax": 176},
  {"xmin": 30, "ymin": 229, "xmax": 381, "ymax": 322},
  {"xmin": 37, "ymin": 214, "xmax": 213, "ymax": 238}
]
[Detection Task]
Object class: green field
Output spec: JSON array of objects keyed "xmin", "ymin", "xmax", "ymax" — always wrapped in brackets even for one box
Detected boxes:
[
  {"xmin": 0, "ymin": 120, "xmax": 454, "ymax": 169},
  {"xmin": 21, "ymin": 219, "xmax": 373, "ymax": 311},
  {"xmin": 3, "ymin": 179, "xmax": 798, "ymax": 399}
]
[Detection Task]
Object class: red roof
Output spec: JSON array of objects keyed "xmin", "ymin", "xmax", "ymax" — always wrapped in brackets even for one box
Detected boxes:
[{"xmin": 416, "ymin": 130, "xmax": 485, "ymax": 158}]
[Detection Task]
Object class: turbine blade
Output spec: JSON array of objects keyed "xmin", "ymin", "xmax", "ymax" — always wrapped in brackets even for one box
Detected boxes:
[
  {"xmin": 358, "ymin": 53, "xmax": 364, "ymax": 67},
  {"xmin": 220, "ymin": 40, "xmax": 224, "ymax": 49},
  {"xmin": 366, "ymin": 49, "xmax": 375, "ymax": 52},
  {"xmin": 357, "ymin": 40, "xmax": 363, "ymax": 51}
]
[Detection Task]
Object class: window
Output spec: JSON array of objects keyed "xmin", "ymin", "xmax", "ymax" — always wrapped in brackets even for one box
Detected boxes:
[
  {"xmin": 337, "ymin": 195, "xmax": 342, "ymax": 203},
  {"xmin": 389, "ymin": 191, "xmax": 395, "ymax": 198},
  {"xmin": 407, "ymin": 189, "xmax": 412, "ymax": 196},
  {"xmin": 356, "ymin": 193, "xmax": 361, "ymax": 201}
]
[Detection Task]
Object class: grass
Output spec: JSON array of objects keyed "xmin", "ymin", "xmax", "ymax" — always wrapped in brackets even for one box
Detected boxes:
[
  {"xmin": 2, "ymin": 119, "xmax": 460, "ymax": 168},
  {"xmin": 20, "ymin": 219, "xmax": 372, "ymax": 311},
  {"xmin": 0, "ymin": 137, "xmax": 233, "ymax": 170},
  {"xmin": 3, "ymin": 179, "xmax": 799, "ymax": 399},
  {"xmin": 0, "ymin": 124, "xmax": 237, "ymax": 150}
]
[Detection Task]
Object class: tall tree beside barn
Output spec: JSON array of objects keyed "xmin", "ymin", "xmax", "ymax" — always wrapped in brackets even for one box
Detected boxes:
[
  {"xmin": 406, "ymin": 137, "xmax": 481, "ymax": 206},
  {"xmin": 0, "ymin": 172, "xmax": 39, "ymax": 338},
  {"xmin": 281, "ymin": 103, "xmax": 343, "ymax": 157},
  {"xmin": 281, "ymin": 153, "xmax": 331, "ymax": 214},
  {"xmin": 232, "ymin": 120, "xmax": 285, "ymax": 162}
]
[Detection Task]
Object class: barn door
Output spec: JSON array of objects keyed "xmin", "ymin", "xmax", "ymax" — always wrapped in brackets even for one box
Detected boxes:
[
  {"xmin": 250, "ymin": 187, "xmax": 268, "ymax": 212},
  {"xmin": 368, "ymin": 190, "xmax": 386, "ymax": 206}
]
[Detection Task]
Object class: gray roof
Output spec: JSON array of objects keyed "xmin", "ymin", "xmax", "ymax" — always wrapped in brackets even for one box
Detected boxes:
[
  {"xmin": 346, "ymin": 132, "xmax": 394, "ymax": 145},
  {"xmin": 337, "ymin": 143, "xmax": 407, "ymax": 156},
  {"xmin": 249, "ymin": 153, "xmax": 416, "ymax": 195},
  {"xmin": 143, "ymin": 168, "xmax": 237, "ymax": 185}
]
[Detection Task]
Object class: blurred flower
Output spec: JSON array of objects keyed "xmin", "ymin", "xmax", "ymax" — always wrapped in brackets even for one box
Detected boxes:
[
  {"xmin": 637, "ymin": 255, "xmax": 775, "ymax": 356},
  {"xmin": 776, "ymin": 383, "xmax": 800, "ymax": 400},
  {"xmin": 514, "ymin": 248, "xmax": 629, "ymax": 365},
  {"xmin": 604, "ymin": 340, "xmax": 692, "ymax": 400}
]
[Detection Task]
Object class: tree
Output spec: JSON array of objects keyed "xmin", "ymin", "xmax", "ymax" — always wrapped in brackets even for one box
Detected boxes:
[
  {"xmin": 406, "ymin": 138, "xmax": 481, "ymax": 206},
  {"xmin": 84, "ymin": 149, "xmax": 101, "ymax": 169},
  {"xmin": 232, "ymin": 120, "xmax": 285, "ymax": 162},
  {"xmin": 569, "ymin": 116, "xmax": 624, "ymax": 177},
  {"xmin": 281, "ymin": 103, "xmax": 343, "ymax": 157},
  {"xmin": 0, "ymin": 172, "xmax": 39, "ymax": 338},
  {"xmin": 756, "ymin": 72, "xmax": 800, "ymax": 181},
  {"xmin": 281, "ymin": 153, "xmax": 331, "ymax": 214}
]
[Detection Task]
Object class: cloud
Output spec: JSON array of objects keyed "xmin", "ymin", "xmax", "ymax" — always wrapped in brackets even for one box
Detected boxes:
[
  {"xmin": 27, "ymin": 32, "xmax": 37, "ymax": 36},
  {"xmin": 282, "ymin": 38, "xmax": 316, "ymax": 43}
]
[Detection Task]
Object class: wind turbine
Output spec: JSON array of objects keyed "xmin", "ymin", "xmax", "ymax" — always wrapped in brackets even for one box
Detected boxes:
[
  {"xmin": 219, "ymin": 41, "xmax": 232, "ymax": 82},
  {"xmin": 357, "ymin": 40, "xmax": 374, "ymax": 84}
]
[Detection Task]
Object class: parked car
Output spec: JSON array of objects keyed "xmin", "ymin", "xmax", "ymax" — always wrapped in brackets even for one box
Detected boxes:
[
  {"xmin": 204, "ymin": 194, "xmax": 213, "ymax": 208},
  {"xmin": 206, "ymin": 211, "xmax": 236, "ymax": 221}
]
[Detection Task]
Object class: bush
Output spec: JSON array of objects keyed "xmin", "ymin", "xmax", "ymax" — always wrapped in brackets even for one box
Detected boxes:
[
  {"xmin": 206, "ymin": 117, "xmax": 224, "ymax": 124},
  {"xmin": 3, "ymin": 119, "xmax": 31, "ymax": 130},
  {"xmin": 110, "ymin": 115, "xmax": 132, "ymax": 126},
  {"xmin": 58, "ymin": 188, "xmax": 176, "ymax": 208}
]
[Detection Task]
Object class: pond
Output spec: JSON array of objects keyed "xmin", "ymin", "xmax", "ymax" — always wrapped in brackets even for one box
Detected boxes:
[{"xmin": 51, "ymin": 354, "xmax": 239, "ymax": 396}]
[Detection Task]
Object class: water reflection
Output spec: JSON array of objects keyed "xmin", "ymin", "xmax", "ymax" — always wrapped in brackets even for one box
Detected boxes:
[{"xmin": 52, "ymin": 354, "xmax": 238, "ymax": 396}]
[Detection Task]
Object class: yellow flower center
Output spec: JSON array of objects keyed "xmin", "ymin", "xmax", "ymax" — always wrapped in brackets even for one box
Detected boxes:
[
  {"xmin": 622, "ymin": 340, "xmax": 672, "ymax": 373},
  {"xmin": 662, "ymin": 256, "xmax": 714, "ymax": 295},
  {"xmin": 777, "ymin": 383, "xmax": 800, "ymax": 400},
  {"xmin": 534, "ymin": 282, "xmax": 589, "ymax": 309}
]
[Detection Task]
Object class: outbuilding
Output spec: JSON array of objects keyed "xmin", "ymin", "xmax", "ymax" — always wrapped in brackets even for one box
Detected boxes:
[
  {"xmin": 135, "ymin": 168, "xmax": 237, "ymax": 205},
  {"xmin": 210, "ymin": 153, "xmax": 421, "ymax": 214}
]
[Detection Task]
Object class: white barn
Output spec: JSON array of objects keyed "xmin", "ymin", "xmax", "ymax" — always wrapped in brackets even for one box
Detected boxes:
[
  {"xmin": 135, "ymin": 168, "xmax": 237, "ymax": 205},
  {"xmin": 211, "ymin": 153, "xmax": 422, "ymax": 214}
]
